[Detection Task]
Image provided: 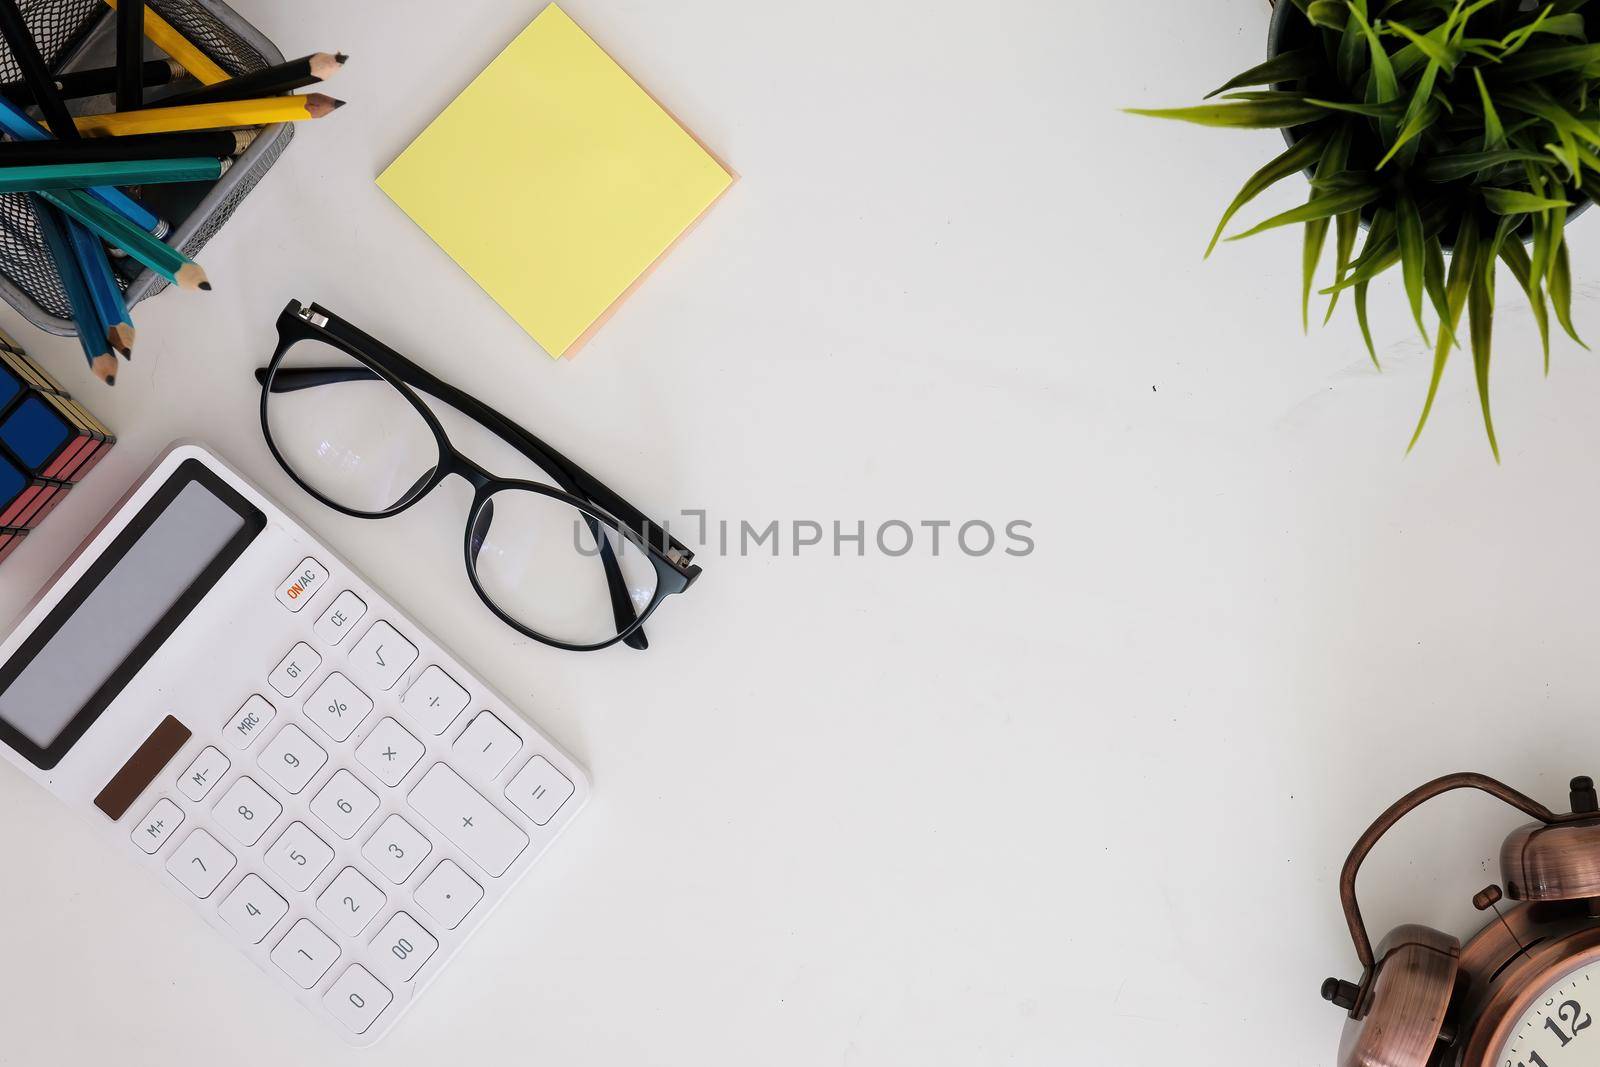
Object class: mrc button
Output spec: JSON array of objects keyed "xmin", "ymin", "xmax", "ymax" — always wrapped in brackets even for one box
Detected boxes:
[{"xmin": 275, "ymin": 556, "xmax": 328, "ymax": 611}]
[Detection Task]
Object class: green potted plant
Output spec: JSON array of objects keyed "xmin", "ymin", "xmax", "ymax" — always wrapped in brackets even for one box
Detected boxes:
[{"xmin": 1130, "ymin": 0, "xmax": 1599, "ymax": 458}]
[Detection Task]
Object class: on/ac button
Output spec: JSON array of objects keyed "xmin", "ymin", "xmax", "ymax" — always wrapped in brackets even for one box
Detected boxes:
[{"xmin": 275, "ymin": 557, "xmax": 328, "ymax": 612}]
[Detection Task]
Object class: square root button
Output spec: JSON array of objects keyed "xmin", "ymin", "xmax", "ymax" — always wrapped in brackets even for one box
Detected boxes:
[{"xmin": 275, "ymin": 557, "xmax": 328, "ymax": 612}]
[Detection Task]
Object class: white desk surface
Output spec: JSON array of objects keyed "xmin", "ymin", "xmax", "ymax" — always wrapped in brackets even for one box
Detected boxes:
[{"xmin": 1, "ymin": 0, "xmax": 1592, "ymax": 1062}]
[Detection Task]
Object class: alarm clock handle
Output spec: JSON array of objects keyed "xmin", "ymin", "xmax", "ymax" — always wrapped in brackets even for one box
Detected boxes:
[{"xmin": 1339, "ymin": 772, "xmax": 1565, "ymax": 968}]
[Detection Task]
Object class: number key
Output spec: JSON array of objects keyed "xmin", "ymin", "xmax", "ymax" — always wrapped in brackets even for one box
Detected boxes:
[
  {"xmin": 316, "ymin": 866, "xmax": 385, "ymax": 936},
  {"xmin": 271, "ymin": 919, "xmax": 338, "ymax": 989},
  {"xmin": 369, "ymin": 912, "xmax": 438, "ymax": 984},
  {"xmin": 258, "ymin": 723, "xmax": 327, "ymax": 794},
  {"xmin": 219, "ymin": 873, "xmax": 288, "ymax": 944},
  {"xmin": 265, "ymin": 821, "xmax": 334, "ymax": 892},
  {"xmin": 323, "ymin": 964, "xmax": 392, "ymax": 1035},
  {"xmin": 310, "ymin": 769, "xmax": 379, "ymax": 839},
  {"xmin": 166, "ymin": 829, "xmax": 235, "ymax": 898},
  {"xmin": 213, "ymin": 776, "xmax": 282, "ymax": 846},
  {"xmin": 361, "ymin": 813, "xmax": 431, "ymax": 884}
]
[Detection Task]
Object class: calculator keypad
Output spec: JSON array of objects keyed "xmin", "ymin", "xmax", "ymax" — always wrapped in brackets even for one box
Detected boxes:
[{"xmin": 117, "ymin": 550, "xmax": 584, "ymax": 1044}]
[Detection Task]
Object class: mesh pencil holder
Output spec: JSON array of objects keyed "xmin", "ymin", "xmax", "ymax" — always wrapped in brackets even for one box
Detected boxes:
[{"xmin": 0, "ymin": 0, "xmax": 293, "ymax": 336}]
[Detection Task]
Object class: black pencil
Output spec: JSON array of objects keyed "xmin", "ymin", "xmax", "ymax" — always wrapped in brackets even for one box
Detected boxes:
[
  {"xmin": 0, "ymin": 0, "xmax": 77, "ymax": 141},
  {"xmin": 155, "ymin": 51, "xmax": 346, "ymax": 107},
  {"xmin": 0, "ymin": 129, "xmax": 253, "ymax": 165},
  {"xmin": 0, "ymin": 59, "xmax": 184, "ymax": 106},
  {"xmin": 115, "ymin": 0, "xmax": 145, "ymax": 110}
]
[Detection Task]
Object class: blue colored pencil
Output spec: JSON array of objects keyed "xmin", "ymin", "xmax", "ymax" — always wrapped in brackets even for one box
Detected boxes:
[
  {"xmin": 0, "ymin": 92, "xmax": 167, "ymax": 237},
  {"xmin": 30, "ymin": 199, "xmax": 115, "ymax": 385},
  {"xmin": 66, "ymin": 218, "xmax": 132, "ymax": 357}
]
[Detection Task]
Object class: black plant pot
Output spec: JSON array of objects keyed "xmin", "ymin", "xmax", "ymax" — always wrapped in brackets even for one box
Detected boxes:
[{"xmin": 1263, "ymin": 0, "xmax": 1589, "ymax": 249}]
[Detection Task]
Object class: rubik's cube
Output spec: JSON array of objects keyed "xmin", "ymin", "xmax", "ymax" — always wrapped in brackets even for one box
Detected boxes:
[{"xmin": 0, "ymin": 328, "xmax": 113, "ymax": 564}]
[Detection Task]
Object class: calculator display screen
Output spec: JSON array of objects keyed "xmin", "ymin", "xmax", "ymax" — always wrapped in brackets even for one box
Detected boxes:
[{"xmin": 0, "ymin": 459, "xmax": 263, "ymax": 768}]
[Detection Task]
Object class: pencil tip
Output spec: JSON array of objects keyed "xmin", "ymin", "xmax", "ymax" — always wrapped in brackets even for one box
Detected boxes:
[
  {"xmin": 330, "ymin": 97, "xmax": 346, "ymax": 110},
  {"xmin": 335, "ymin": 52, "xmax": 349, "ymax": 63},
  {"xmin": 199, "ymin": 281, "xmax": 212, "ymax": 291}
]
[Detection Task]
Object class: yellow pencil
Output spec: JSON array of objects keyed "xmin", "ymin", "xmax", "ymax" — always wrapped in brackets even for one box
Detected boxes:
[
  {"xmin": 100, "ymin": 0, "xmax": 227, "ymax": 83},
  {"xmin": 67, "ymin": 93, "xmax": 343, "ymax": 137}
]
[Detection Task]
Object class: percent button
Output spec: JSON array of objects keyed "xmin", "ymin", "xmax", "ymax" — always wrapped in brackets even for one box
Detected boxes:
[{"xmin": 304, "ymin": 672, "xmax": 373, "ymax": 743}]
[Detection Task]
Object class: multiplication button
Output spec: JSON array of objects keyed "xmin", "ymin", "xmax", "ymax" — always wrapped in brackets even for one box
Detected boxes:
[{"xmin": 274, "ymin": 557, "xmax": 328, "ymax": 612}]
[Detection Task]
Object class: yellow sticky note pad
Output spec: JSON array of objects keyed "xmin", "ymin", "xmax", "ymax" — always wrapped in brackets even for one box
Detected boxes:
[{"xmin": 377, "ymin": 4, "xmax": 733, "ymax": 358}]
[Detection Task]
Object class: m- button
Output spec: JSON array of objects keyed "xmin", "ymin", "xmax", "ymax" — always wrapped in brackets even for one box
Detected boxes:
[{"xmin": 275, "ymin": 557, "xmax": 328, "ymax": 612}]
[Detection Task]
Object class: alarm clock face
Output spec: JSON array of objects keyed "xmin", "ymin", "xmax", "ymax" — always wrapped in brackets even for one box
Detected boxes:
[{"xmin": 1496, "ymin": 960, "xmax": 1600, "ymax": 1066}]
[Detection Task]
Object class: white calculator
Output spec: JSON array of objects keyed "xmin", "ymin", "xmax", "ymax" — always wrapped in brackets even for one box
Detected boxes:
[{"xmin": 0, "ymin": 442, "xmax": 590, "ymax": 1045}]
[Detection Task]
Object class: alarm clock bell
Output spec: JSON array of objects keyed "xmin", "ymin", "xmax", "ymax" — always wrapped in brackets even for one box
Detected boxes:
[{"xmin": 1324, "ymin": 773, "xmax": 1600, "ymax": 1067}]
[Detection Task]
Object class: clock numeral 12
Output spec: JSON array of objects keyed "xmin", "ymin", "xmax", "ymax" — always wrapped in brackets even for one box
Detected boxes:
[{"xmin": 1544, "ymin": 1000, "xmax": 1594, "ymax": 1049}]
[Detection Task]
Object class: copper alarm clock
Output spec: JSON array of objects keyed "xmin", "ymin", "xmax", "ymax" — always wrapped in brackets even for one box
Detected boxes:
[{"xmin": 1323, "ymin": 773, "xmax": 1600, "ymax": 1067}]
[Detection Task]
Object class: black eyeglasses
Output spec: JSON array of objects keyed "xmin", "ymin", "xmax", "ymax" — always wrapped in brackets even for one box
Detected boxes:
[{"xmin": 255, "ymin": 299, "xmax": 701, "ymax": 653}]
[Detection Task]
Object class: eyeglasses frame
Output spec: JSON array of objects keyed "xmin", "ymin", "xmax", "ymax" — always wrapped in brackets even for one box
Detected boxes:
[{"xmin": 257, "ymin": 299, "xmax": 700, "ymax": 653}]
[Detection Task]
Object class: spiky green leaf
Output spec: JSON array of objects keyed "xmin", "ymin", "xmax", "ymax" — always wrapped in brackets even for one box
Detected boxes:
[
  {"xmin": 1203, "ymin": 130, "xmax": 1330, "ymax": 257},
  {"xmin": 1550, "ymin": 240, "xmax": 1588, "ymax": 347},
  {"xmin": 1499, "ymin": 234, "xmax": 1552, "ymax": 372},
  {"xmin": 1125, "ymin": 96, "xmax": 1329, "ymax": 128},
  {"xmin": 1206, "ymin": 49, "xmax": 1323, "ymax": 99},
  {"xmin": 1398, "ymin": 194, "xmax": 1430, "ymax": 342},
  {"xmin": 1227, "ymin": 183, "xmax": 1384, "ymax": 240},
  {"xmin": 1419, "ymin": 148, "xmax": 1550, "ymax": 180},
  {"xmin": 1409, "ymin": 213, "xmax": 1478, "ymax": 453},
  {"xmin": 1481, "ymin": 187, "xmax": 1574, "ymax": 213}
]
